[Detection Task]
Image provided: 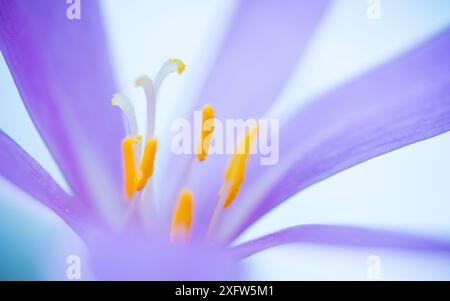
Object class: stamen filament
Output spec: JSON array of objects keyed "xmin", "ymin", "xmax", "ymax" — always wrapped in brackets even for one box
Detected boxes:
[
  {"xmin": 197, "ymin": 105, "xmax": 214, "ymax": 162},
  {"xmin": 206, "ymin": 187, "xmax": 228, "ymax": 240},
  {"xmin": 170, "ymin": 190, "xmax": 194, "ymax": 241},
  {"xmin": 135, "ymin": 138, "xmax": 157, "ymax": 191}
]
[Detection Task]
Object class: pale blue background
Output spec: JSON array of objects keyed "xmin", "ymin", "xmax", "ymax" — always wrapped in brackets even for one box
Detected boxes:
[{"xmin": 1, "ymin": 0, "xmax": 450, "ymax": 280}]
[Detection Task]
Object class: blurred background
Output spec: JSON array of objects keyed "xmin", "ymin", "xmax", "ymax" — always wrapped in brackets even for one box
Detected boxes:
[{"xmin": 1, "ymin": 0, "xmax": 450, "ymax": 280}]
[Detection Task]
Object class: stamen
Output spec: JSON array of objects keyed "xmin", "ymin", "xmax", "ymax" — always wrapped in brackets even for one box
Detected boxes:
[
  {"xmin": 170, "ymin": 190, "xmax": 194, "ymax": 241},
  {"xmin": 134, "ymin": 138, "xmax": 157, "ymax": 191},
  {"xmin": 112, "ymin": 93, "xmax": 138, "ymax": 138},
  {"xmin": 223, "ymin": 127, "xmax": 258, "ymax": 208},
  {"xmin": 154, "ymin": 58, "xmax": 186, "ymax": 94},
  {"xmin": 122, "ymin": 137, "xmax": 137, "ymax": 199},
  {"xmin": 197, "ymin": 105, "xmax": 214, "ymax": 162},
  {"xmin": 207, "ymin": 127, "xmax": 258, "ymax": 238}
]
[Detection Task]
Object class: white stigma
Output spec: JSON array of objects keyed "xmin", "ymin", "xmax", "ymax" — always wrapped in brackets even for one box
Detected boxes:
[
  {"xmin": 112, "ymin": 93, "xmax": 138, "ymax": 139},
  {"xmin": 136, "ymin": 59, "xmax": 185, "ymax": 141},
  {"xmin": 135, "ymin": 76, "xmax": 156, "ymax": 139},
  {"xmin": 154, "ymin": 59, "xmax": 186, "ymax": 95}
]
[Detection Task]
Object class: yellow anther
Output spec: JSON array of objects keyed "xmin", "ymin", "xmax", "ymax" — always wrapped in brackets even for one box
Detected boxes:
[
  {"xmin": 134, "ymin": 138, "xmax": 157, "ymax": 191},
  {"xmin": 197, "ymin": 105, "xmax": 214, "ymax": 162},
  {"xmin": 223, "ymin": 159, "xmax": 245, "ymax": 208},
  {"xmin": 222, "ymin": 127, "xmax": 258, "ymax": 208},
  {"xmin": 168, "ymin": 58, "xmax": 186, "ymax": 74},
  {"xmin": 170, "ymin": 191, "xmax": 194, "ymax": 241},
  {"xmin": 122, "ymin": 137, "xmax": 137, "ymax": 200}
]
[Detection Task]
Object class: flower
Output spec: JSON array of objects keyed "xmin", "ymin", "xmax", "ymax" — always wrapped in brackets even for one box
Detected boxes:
[{"xmin": 0, "ymin": 0, "xmax": 450, "ymax": 280}]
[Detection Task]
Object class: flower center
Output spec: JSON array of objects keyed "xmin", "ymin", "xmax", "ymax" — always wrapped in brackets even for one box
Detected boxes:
[{"xmin": 112, "ymin": 59, "xmax": 256, "ymax": 242}]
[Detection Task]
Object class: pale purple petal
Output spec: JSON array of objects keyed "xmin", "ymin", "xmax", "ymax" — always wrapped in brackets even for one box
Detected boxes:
[
  {"xmin": 0, "ymin": 130, "xmax": 88, "ymax": 233},
  {"xmin": 159, "ymin": 0, "xmax": 331, "ymax": 236},
  {"xmin": 0, "ymin": 0, "xmax": 124, "ymax": 201},
  {"xmin": 193, "ymin": 0, "xmax": 330, "ymax": 119},
  {"xmin": 223, "ymin": 29, "xmax": 450, "ymax": 242},
  {"xmin": 232, "ymin": 225, "xmax": 450, "ymax": 259},
  {"xmin": 88, "ymin": 233, "xmax": 241, "ymax": 280}
]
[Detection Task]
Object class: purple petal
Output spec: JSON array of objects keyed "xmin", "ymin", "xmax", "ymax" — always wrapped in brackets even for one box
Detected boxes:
[
  {"xmin": 159, "ymin": 0, "xmax": 331, "ymax": 236},
  {"xmin": 88, "ymin": 233, "xmax": 241, "ymax": 280},
  {"xmin": 0, "ymin": 130, "xmax": 88, "ymax": 233},
  {"xmin": 193, "ymin": 0, "xmax": 330, "ymax": 119},
  {"xmin": 0, "ymin": 0, "xmax": 124, "ymax": 201},
  {"xmin": 223, "ymin": 29, "xmax": 450, "ymax": 242},
  {"xmin": 232, "ymin": 225, "xmax": 450, "ymax": 259}
]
